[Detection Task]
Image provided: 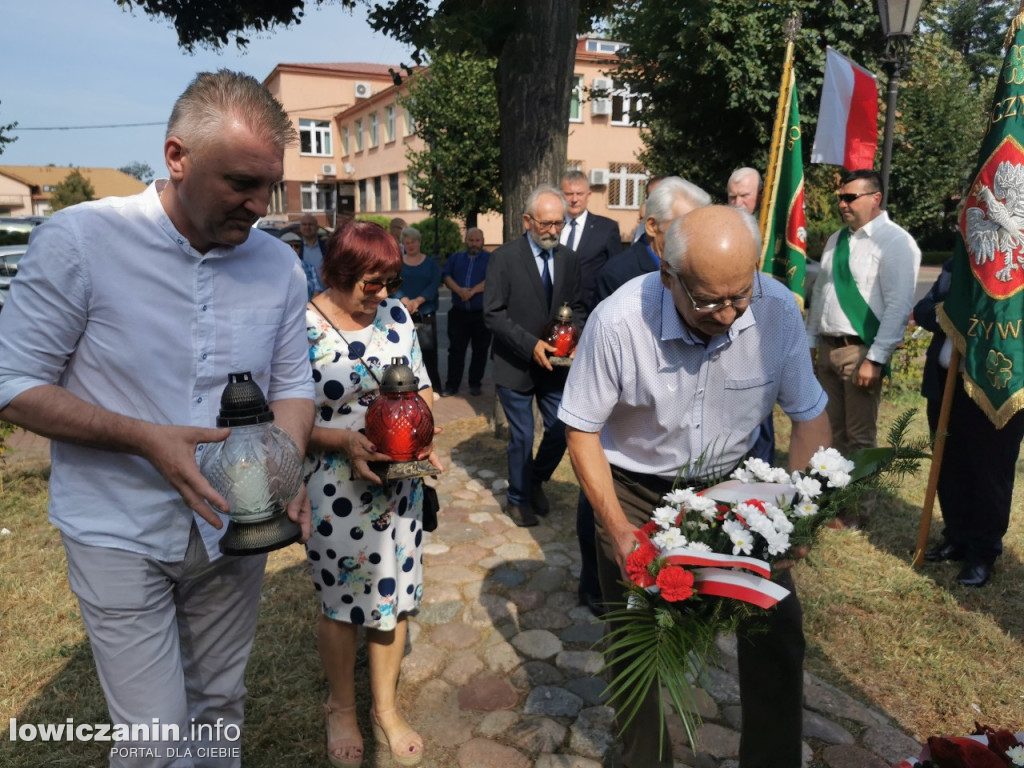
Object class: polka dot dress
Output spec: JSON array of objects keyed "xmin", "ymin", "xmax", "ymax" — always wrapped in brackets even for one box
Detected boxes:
[{"xmin": 303, "ymin": 299, "xmax": 429, "ymax": 630}]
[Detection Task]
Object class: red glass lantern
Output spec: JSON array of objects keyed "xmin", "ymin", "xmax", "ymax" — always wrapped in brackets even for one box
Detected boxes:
[
  {"xmin": 365, "ymin": 358, "xmax": 434, "ymax": 462},
  {"xmin": 544, "ymin": 303, "xmax": 580, "ymax": 360}
]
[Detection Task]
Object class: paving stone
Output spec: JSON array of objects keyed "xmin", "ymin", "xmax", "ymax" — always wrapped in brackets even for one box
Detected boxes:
[
  {"xmin": 804, "ymin": 673, "xmax": 882, "ymax": 726},
  {"xmin": 568, "ymin": 705, "xmax": 616, "ymax": 759},
  {"xmin": 542, "ymin": 552, "xmax": 573, "ymax": 567},
  {"xmin": 422, "ymin": 542, "xmax": 450, "ymax": 555},
  {"xmin": 520, "ymin": 606, "xmax": 575, "ymax": 630},
  {"xmin": 523, "ymin": 686, "xmax": 584, "ymax": 717},
  {"xmin": 554, "ymin": 649, "xmax": 604, "ymax": 677},
  {"xmin": 429, "ymin": 564, "xmax": 480, "ymax": 584},
  {"xmin": 444, "ymin": 523, "xmax": 489, "ymax": 542},
  {"xmin": 477, "ymin": 710, "xmax": 520, "ymax": 738},
  {"xmin": 399, "ymin": 643, "xmax": 446, "ymax": 684},
  {"xmin": 476, "ymin": 469, "xmax": 497, "ymax": 479},
  {"xmin": 821, "ymin": 744, "xmax": 890, "ymax": 768},
  {"xmin": 803, "ymin": 709, "xmax": 856, "ymax": 744},
  {"xmin": 526, "ymin": 566, "xmax": 571, "ymax": 591},
  {"xmin": 430, "ymin": 714, "xmax": 478, "ymax": 748},
  {"xmin": 421, "ymin": 582, "xmax": 462, "ymax": 603},
  {"xmin": 546, "ymin": 592, "xmax": 580, "ymax": 613},
  {"xmin": 489, "ymin": 568, "xmax": 527, "ymax": 587},
  {"xmin": 458, "ymin": 673, "xmax": 520, "ymax": 711},
  {"xmin": 415, "ymin": 600, "xmax": 463, "ymax": 624},
  {"xmin": 862, "ymin": 723, "xmax": 923, "ymax": 764},
  {"xmin": 703, "ymin": 666, "xmax": 742, "ymax": 705},
  {"xmin": 493, "ymin": 542, "xmax": 536, "ymax": 560},
  {"xmin": 509, "ymin": 660, "xmax": 565, "ymax": 690},
  {"xmin": 559, "ymin": 622, "xmax": 605, "ymax": 646},
  {"xmin": 482, "ymin": 640, "xmax": 521, "ymax": 674},
  {"xmin": 508, "ymin": 716, "xmax": 567, "ymax": 753},
  {"xmin": 721, "ymin": 703, "xmax": 742, "ymax": 730},
  {"xmin": 469, "ymin": 512, "xmax": 493, "ymax": 523},
  {"xmin": 412, "ymin": 678, "xmax": 456, "ymax": 715},
  {"xmin": 693, "ymin": 722, "xmax": 740, "ymax": 758},
  {"xmin": 431, "ymin": 621, "xmax": 482, "ymax": 650},
  {"xmin": 510, "ymin": 629, "xmax": 562, "ymax": 660},
  {"xmin": 443, "ymin": 650, "xmax": 485, "ymax": 686},
  {"xmin": 564, "ymin": 676, "xmax": 607, "ymax": 706},
  {"xmin": 534, "ymin": 755, "xmax": 603, "ymax": 768},
  {"xmin": 429, "ymin": 543, "xmax": 489, "ymax": 565},
  {"xmin": 456, "ymin": 737, "xmax": 530, "ymax": 768},
  {"xmin": 466, "ymin": 593, "xmax": 517, "ymax": 626},
  {"xmin": 507, "ymin": 588, "xmax": 546, "ymax": 612}
]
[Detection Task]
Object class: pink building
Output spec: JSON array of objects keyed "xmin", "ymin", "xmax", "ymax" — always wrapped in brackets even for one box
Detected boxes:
[{"xmin": 262, "ymin": 37, "xmax": 646, "ymax": 249}]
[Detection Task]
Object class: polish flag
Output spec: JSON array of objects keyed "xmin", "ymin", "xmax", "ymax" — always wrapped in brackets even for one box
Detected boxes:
[{"xmin": 810, "ymin": 47, "xmax": 879, "ymax": 169}]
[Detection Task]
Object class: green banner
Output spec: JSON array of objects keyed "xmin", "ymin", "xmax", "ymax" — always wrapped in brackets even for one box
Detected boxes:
[
  {"xmin": 939, "ymin": 13, "xmax": 1024, "ymax": 427},
  {"xmin": 760, "ymin": 75, "xmax": 808, "ymax": 307}
]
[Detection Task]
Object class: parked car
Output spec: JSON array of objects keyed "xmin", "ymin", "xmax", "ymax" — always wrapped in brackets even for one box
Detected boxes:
[
  {"xmin": 255, "ymin": 220, "xmax": 331, "ymax": 239},
  {"xmin": 0, "ymin": 216, "xmax": 45, "ymax": 234},
  {"xmin": 0, "ymin": 245, "xmax": 27, "ymax": 311}
]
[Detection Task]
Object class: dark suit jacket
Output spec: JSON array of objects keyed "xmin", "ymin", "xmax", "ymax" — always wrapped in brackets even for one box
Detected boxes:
[
  {"xmin": 569, "ymin": 212, "xmax": 623, "ymax": 310},
  {"xmin": 913, "ymin": 258, "xmax": 953, "ymax": 402},
  {"xmin": 593, "ymin": 234, "xmax": 659, "ymax": 305},
  {"xmin": 483, "ymin": 235, "xmax": 585, "ymax": 391}
]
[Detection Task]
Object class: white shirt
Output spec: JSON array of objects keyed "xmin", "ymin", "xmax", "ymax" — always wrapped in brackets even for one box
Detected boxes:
[
  {"xmin": 559, "ymin": 272, "xmax": 826, "ymax": 480},
  {"xmin": 0, "ymin": 182, "xmax": 314, "ymax": 560},
  {"xmin": 560, "ymin": 209, "xmax": 588, "ymax": 251},
  {"xmin": 805, "ymin": 211, "xmax": 921, "ymax": 365},
  {"xmin": 527, "ymin": 232, "xmax": 556, "ymax": 289}
]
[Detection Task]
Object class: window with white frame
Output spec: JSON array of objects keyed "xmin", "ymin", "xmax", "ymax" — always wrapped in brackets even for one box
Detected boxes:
[
  {"xmin": 404, "ymin": 108, "xmax": 415, "ymax": 136},
  {"xmin": 607, "ymin": 162, "xmax": 647, "ymax": 209},
  {"xmin": 569, "ymin": 75, "xmax": 583, "ymax": 122},
  {"xmin": 358, "ymin": 179, "xmax": 368, "ymax": 212},
  {"xmin": 389, "ymin": 173, "xmax": 400, "ymax": 209},
  {"xmin": 369, "ymin": 113, "xmax": 379, "ymax": 147},
  {"xmin": 611, "ymin": 80, "xmax": 642, "ymax": 126},
  {"xmin": 585, "ymin": 39, "xmax": 627, "ymax": 54},
  {"xmin": 341, "ymin": 125, "xmax": 350, "ymax": 156},
  {"xmin": 268, "ymin": 182, "xmax": 287, "ymax": 215},
  {"xmin": 299, "ymin": 119, "xmax": 332, "ymax": 156},
  {"xmin": 301, "ymin": 182, "xmax": 337, "ymax": 212},
  {"xmin": 355, "ymin": 119, "xmax": 364, "ymax": 151},
  {"xmin": 386, "ymin": 106, "xmax": 396, "ymax": 142}
]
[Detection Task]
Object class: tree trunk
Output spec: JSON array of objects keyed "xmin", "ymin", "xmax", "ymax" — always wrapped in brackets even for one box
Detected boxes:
[{"xmin": 492, "ymin": 0, "xmax": 580, "ymax": 244}]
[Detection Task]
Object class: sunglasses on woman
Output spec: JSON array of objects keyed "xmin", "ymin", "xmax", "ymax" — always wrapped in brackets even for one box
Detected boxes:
[{"xmin": 359, "ymin": 276, "xmax": 404, "ymax": 294}]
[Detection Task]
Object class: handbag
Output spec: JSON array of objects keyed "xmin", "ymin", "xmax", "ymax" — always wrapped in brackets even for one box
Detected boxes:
[
  {"xmin": 421, "ymin": 482, "xmax": 440, "ymax": 532},
  {"xmin": 412, "ymin": 312, "xmax": 437, "ymax": 352}
]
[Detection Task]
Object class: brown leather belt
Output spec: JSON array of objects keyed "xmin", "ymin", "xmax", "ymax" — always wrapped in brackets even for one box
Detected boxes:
[{"xmin": 823, "ymin": 334, "xmax": 864, "ymax": 347}]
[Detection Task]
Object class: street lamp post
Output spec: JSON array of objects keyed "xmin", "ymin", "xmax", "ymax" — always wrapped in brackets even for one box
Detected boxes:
[{"xmin": 876, "ymin": 0, "xmax": 923, "ymax": 209}]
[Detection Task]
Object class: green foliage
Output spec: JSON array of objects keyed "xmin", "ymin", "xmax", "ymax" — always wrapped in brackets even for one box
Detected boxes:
[
  {"xmin": 49, "ymin": 169, "xmax": 95, "ymax": 212},
  {"xmin": 0, "ymin": 100, "xmax": 17, "ymax": 156},
  {"xmin": 399, "ymin": 51, "xmax": 502, "ymax": 226},
  {"xmin": 412, "ymin": 217, "xmax": 462, "ymax": 259},
  {"xmin": 884, "ymin": 326, "xmax": 932, "ymax": 400},
  {"xmin": 926, "ymin": 0, "xmax": 1017, "ymax": 85},
  {"xmin": 118, "ymin": 161, "xmax": 155, "ymax": 183},
  {"xmin": 354, "ymin": 214, "xmax": 393, "ymax": 229}
]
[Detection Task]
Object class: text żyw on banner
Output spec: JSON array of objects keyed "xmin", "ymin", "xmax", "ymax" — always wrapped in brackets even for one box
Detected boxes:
[
  {"xmin": 811, "ymin": 47, "xmax": 879, "ymax": 170},
  {"xmin": 939, "ymin": 10, "xmax": 1024, "ymax": 427},
  {"xmin": 760, "ymin": 73, "xmax": 808, "ymax": 306}
]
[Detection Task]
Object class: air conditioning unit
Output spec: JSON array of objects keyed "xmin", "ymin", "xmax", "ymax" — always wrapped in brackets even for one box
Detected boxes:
[
  {"xmin": 591, "ymin": 99, "xmax": 612, "ymax": 116},
  {"xmin": 321, "ymin": 163, "xmax": 337, "ymax": 176},
  {"xmin": 354, "ymin": 81, "xmax": 372, "ymax": 99},
  {"xmin": 589, "ymin": 168, "xmax": 610, "ymax": 187},
  {"xmin": 592, "ymin": 76, "xmax": 613, "ymax": 93}
]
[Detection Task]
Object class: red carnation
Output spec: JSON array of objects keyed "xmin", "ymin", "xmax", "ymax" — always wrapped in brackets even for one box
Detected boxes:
[
  {"xmin": 640, "ymin": 521, "xmax": 658, "ymax": 537},
  {"xmin": 656, "ymin": 565, "xmax": 695, "ymax": 602},
  {"xmin": 743, "ymin": 499, "xmax": 766, "ymax": 512},
  {"xmin": 626, "ymin": 543, "xmax": 658, "ymax": 588}
]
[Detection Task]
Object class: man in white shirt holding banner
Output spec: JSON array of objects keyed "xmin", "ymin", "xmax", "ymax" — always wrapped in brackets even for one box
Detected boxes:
[{"xmin": 806, "ymin": 169, "xmax": 921, "ymax": 456}]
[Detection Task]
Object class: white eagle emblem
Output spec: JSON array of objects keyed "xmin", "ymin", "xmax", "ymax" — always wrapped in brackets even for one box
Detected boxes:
[{"xmin": 965, "ymin": 160, "xmax": 1024, "ymax": 282}]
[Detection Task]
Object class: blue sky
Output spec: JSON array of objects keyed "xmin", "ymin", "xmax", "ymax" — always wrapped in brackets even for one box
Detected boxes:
[{"xmin": 0, "ymin": 1, "xmax": 413, "ymax": 178}]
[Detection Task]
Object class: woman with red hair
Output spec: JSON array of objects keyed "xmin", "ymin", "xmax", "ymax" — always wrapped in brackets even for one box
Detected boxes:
[{"xmin": 303, "ymin": 220, "xmax": 440, "ymax": 767}]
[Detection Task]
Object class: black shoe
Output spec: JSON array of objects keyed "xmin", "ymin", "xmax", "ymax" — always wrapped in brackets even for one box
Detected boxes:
[
  {"xmin": 468, "ymin": 385, "xmax": 482, "ymax": 396},
  {"xmin": 957, "ymin": 561, "xmax": 993, "ymax": 587},
  {"xmin": 440, "ymin": 387, "xmax": 458, "ymax": 398},
  {"xmin": 924, "ymin": 541, "xmax": 967, "ymax": 562},
  {"xmin": 530, "ymin": 485, "xmax": 550, "ymax": 517},
  {"xmin": 578, "ymin": 587, "xmax": 607, "ymax": 618},
  {"xmin": 506, "ymin": 504, "xmax": 538, "ymax": 527}
]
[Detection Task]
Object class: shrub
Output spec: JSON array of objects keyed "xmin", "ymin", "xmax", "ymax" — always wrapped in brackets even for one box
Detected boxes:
[
  {"xmin": 412, "ymin": 217, "xmax": 462, "ymax": 261},
  {"xmin": 884, "ymin": 325, "xmax": 931, "ymax": 400}
]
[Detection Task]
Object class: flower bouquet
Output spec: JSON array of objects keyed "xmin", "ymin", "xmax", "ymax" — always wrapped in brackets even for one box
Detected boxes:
[
  {"xmin": 602, "ymin": 413, "xmax": 927, "ymax": 751},
  {"xmin": 893, "ymin": 723, "xmax": 1024, "ymax": 767}
]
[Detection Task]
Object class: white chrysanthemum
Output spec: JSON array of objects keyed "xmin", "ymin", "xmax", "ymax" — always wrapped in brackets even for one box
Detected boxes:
[
  {"xmin": 766, "ymin": 467, "xmax": 792, "ymax": 483},
  {"xmin": 686, "ymin": 541, "xmax": 713, "ymax": 553},
  {"xmin": 792, "ymin": 501, "xmax": 819, "ymax": 518},
  {"xmin": 687, "ymin": 494, "xmax": 719, "ymax": 521},
  {"xmin": 731, "ymin": 466, "xmax": 756, "ymax": 483},
  {"xmin": 793, "ymin": 475, "xmax": 823, "ymax": 500},
  {"xmin": 772, "ymin": 515, "xmax": 794, "ymax": 535},
  {"xmin": 745, "ymin": 458, "xmax": 775, "ymax": 482},
  {"xmin": 663, "ymin": 487, "xmax": 699, "ymax": 506},
  {"xmin": 809, "ymin": 447, "xmax": 854, "ymax": 475},
  {"xmin": 764, "ymin": 531, "xmax": 791, "ymax": 556},
  {"xmin": 723, "ymin": 519, "xmax": 753, "ymax": 555},
  {"xmin": 826, "ymin": 471, "xmax": 852, "ymax": 489},
  {"xmin": 744, "ymin": 511, "xmax": 775, "ymax": 540},
  {"xmin": 652, "ymin": 505, "xmax": 679, "ymax": 528},
  {"xmin": 1006, "ymin": 744, "xmax": 1024, "ymax": 766},
  {"xmin": 653, "ymin": 527, "xmax": 688, "ymax": 550}
]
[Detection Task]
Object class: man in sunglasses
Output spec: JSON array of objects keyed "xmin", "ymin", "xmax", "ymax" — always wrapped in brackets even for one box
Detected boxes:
[
  {"xmin": 806, "ymin": 169, "xmax": 921, "ymax": 461},
  {"xmin": 484, "ymin": 185, "xmax": 585, "ymax": 527},
  {"xmin": 561, "ymin": 205, "xmax": 830, "ymax": 768}
]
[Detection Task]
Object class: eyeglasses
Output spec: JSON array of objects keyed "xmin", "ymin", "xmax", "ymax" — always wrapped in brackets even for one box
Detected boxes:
[
  {"xmin": 359, "ymin": 276, "xmax": 403, "ymax": 294},
  {"xmin": 675, "ymin": 271, "xmax": 762, "ymax": 314},
  {"xmin": 526, "ymin": 215, "xmax": 565, "ymax": 231},
  {"xmin": 836, "ymin": 191, "xmax": 878, "ymax": 204}
]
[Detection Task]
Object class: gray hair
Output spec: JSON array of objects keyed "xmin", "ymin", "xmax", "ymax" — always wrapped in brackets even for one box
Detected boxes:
[
  {"xmin": 645, "ymin": 176, "xmax": 711, "ymax": 225},
  {"xmin": 166, "ymin": 69, "xmax": 296, "ymax": 155},
  {"xmin": 728, "ymin": 167, "xmax": 763, "ymax": 190},
  {"xmin": 524, "ymin": 184, "xmax": 568, "ymax": 219},
  {"xmin": 661, "ymin": 206, "xmax": 761, "ymax": 274},
  {"xmin": 400, "ymin": 226, "xmax": 421, "ymax": 242},
  {"xmin": 561, "ymin": 169, "xmax": 588, "ymax": 186}
]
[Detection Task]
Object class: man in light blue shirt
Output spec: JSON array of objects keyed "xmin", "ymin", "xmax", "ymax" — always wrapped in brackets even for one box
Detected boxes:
[
  {"xmin": 0, "ymin": 71, "xmax": 314, "ymax": 767},
  {"xmin": 560, "ymin": 206, "xmax": 830, "ymax": 768}
]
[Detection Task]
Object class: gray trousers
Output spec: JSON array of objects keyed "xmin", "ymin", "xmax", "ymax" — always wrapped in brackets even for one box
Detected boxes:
[{"xmin": 62, "ymin": 525, "xmax": 266, "ymax": 768}]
